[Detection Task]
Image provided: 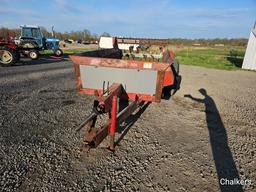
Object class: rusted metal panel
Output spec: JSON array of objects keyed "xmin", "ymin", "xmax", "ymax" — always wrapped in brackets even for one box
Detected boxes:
[{"xmin": 70, "ymin": 54, "xmax": 169, "ymax": 71}]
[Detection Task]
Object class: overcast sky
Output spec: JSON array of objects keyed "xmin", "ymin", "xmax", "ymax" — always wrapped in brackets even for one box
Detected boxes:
[{"xmin": 0, "ymin": 0, "xmax": 256, "ymax": 38}]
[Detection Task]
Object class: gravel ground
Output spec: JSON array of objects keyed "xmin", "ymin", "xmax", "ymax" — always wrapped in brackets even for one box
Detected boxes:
[{"xmin": 0, "ymin": 58, "xmax": 256, "ymax": 192}]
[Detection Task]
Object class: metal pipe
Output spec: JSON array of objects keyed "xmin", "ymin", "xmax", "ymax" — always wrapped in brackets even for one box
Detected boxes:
[
  {"xmin": 109, "ymin": 96, "xmax": 117, "ymax": 150},
  {"xmin": 117, "ymin": 100, "xmax": 137, "ymax": 123},
  {"xmin": 76, "ymin": 112, "xmax": 97, "ymax": 132}
]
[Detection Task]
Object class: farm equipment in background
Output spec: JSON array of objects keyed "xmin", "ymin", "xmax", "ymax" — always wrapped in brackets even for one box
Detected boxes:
[
  {"xmin": 69, "ymin": 42, "xmax": 181, "ymax": 152},
  {"xmin": 104, "ymin": 37, "xmax": 171, "ymax": 51},
  {"xmin": 17, "ymin": 25, "xmax": 63, "ymax": 57},
  {"xmin": 0, "ymin": 25, "xmax": 63, "ymax": 66},
  {"xmin": 0, "ymin": 38, "xmax": 41, "ymax": 66},
  {"xmin": 117, "ymin": 37, "xmax": 171, "ymax": 46},
  {"xmin": 0, "ymin": 40, "xmax": 21, "ymax": 66},
  {"xmin": 0, "ymin": 39, "xmax": 40, "ymax": 66}
]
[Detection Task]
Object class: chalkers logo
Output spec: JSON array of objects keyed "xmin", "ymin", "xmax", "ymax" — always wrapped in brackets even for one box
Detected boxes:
[{"xmin": 220, "ymin": 178, "xmax": 252, "ymax": 186}]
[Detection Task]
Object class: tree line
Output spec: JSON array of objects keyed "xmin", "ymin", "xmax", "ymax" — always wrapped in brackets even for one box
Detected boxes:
[
  {"xmin": 0, "ymin": 27, "xmax": 110, "ymax": 41},
  {"xmin": 166, "ymin": 38, "xmax": 248, "ymax": 47},
  {"xmin": 0, "ymin": 27, "xmax": 248, "ymax": 46}
]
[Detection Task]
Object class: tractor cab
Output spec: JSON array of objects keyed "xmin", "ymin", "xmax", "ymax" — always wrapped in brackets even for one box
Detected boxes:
[
  {"xmin": 20, "ymin": 25, "xmax": 44, "ymax": 48},
  {"xmin": 18, "ymin": 25, "xmax": 63, "ymax": 56}
]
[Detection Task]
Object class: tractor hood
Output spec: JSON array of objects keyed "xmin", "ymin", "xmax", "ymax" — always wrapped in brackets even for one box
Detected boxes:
[{"xmin": 45, "ymin": 38, "xmax": 60, "ymax": 43}]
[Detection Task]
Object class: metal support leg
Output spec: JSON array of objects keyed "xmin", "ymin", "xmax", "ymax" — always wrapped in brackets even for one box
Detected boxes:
[{"xmin": 109, "ymin": 96, "xmax": 117, "ymax": 150}]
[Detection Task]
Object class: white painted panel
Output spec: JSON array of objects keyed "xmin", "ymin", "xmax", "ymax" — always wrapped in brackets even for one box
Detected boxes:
[
  {"xmin": 99, "ymin": 37, "xmax": 114, "ymax": 49},
  {"xmin": 242, "ymin": 31, "xmax": 256, "ymax": 70},
  {"xmin": 80, "ymin": 65, "xmax": 157, "ymax": 95},
  {"xmin": 118, "ymin": 43, "xmax": 140, "ymax": 51}
]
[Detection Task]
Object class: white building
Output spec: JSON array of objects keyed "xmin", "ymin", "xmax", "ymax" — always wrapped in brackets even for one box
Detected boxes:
[
  {"xmin": 242, "ymin": 25, "xmax": 256, "ymax": 70},
  {"xmin": 99, "ymin": 37, "xmax": 116, "ymax": 49},
  {"xmin": 99, "ymin": 36, "xmax": 139, "ymax": 51}
]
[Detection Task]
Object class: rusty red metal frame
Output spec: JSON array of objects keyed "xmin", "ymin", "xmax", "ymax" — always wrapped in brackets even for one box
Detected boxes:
[
  {"xmin": 83, "ymin": 84, "xmax": 123, "ymax": 149},
  {"xmin": 70, "ymin": 55, "xmax": 168, "ymax": 102},
  {"xmin": 70, "ymin": 55, "xmax": 169, "ymax": 70},
  {"xmin": 70, "ymin": 50, "xmax": 174, "ymax": 151},
  {"xmin": 98, "ymin": 83, "xmax": 123, "ymax": 113},
  {"xmin": 109, "ymin": 95, "xmax": 117, "ymax": 150},
  {"xmin": 81, "ymin": 83, "xmax": 144, "ymax": 152}
]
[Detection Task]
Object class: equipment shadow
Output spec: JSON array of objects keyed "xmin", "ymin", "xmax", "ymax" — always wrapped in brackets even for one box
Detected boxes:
[
  {"xmin": 115, "ymin": 102, "xmax": 151, "ymax": 146},
  {"xmin": 226, "ymin": 56, "xmax": 243, "ymax": 68},
  {"xmin": 11, "ymin": 54, "xmax": 69, "ymax": 66},
  {"xmin": 184, "ymin": 89, "xmax": 243, "ymax": 192}
]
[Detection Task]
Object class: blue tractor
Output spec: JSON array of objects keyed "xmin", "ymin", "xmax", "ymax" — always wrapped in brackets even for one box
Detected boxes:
[{"xmin": 17, "ymin": 25, "xmax": 63, "ymax": 59}]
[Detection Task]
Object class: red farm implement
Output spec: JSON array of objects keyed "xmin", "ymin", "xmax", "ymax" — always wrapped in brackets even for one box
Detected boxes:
[
  {"xmin": 70, "ymin": 47, "xmax": 181, "ymax": 152},
  {"xmin": 0, "ymin": 40, "xmax": 20, "ymax": 66},
  {"xmin": 0, "ymin": 39, "xmax": 39, "ymax": 66}
]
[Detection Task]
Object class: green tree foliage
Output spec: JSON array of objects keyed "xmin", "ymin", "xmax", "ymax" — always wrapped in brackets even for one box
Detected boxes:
[
  {"xmin": 166, "ymin": 38, "xmax": 248, "ymax": 47},
  {"xmin": 40, "ymin": 26, "xmax": 52, "ymax": 37},
  {"xmin": 0, "ymin": 27, "xmax": 102, "ymax": 41},
  {"xmin": 101, "ymin": 32, "xmax": 111, "ymax": 37},
  {"xmin": 0, "ymin": 27, "xmax": 19, "ymax": 40}
]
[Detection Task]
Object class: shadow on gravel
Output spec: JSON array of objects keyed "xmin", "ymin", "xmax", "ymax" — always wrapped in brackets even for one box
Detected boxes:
[
  {"xmin": 226, "ymin": 56, "xmax": 243, "ymax": 68},
  {"xmin": 115, "ymin": 102, "xmax": 151, "ymax": 146},
  {"xmin": 11, "ymin": 55, "xmax": 69, "ymax": 67},
  {"xmin": 185, "ymin": 89, "xmax": 243, "ymax": 192},
  {"xmin": 0, "ymin": 71, "xmax": 73, "ymax": 93}
]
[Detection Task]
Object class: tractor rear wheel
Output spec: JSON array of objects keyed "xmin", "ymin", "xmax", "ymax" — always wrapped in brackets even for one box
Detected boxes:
[{"xmin": 0, "ymin": 47, "xmax": 19, "ymax": 66}]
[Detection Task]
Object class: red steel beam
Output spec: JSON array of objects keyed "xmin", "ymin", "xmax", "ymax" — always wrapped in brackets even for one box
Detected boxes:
[
  {"xmin": 109, "ymin": 95, "xmax": 117, "ymax": 150},
  {"xmin": 98, "ymin": 83, "xmax": 123, "ymax": 113},
  {"xmin": 82, "ymin": 84, "xmax": 144, "ymax": 151},
  {"xmin": 70, "ymin": 55, "xmax": 169, "ymax": 71}
]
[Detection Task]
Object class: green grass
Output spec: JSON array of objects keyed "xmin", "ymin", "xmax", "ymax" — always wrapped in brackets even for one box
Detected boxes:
[
  {"xmin": 175, "ymin": 47, "xmax": 245, "ymax": 70},
  {"xmin": 41, "ymin": 46, "xmax": 246, "ymax": 70},
  {"xmin": 40, "ymin": 48, "xmax": 95, "ymax": 56}
]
